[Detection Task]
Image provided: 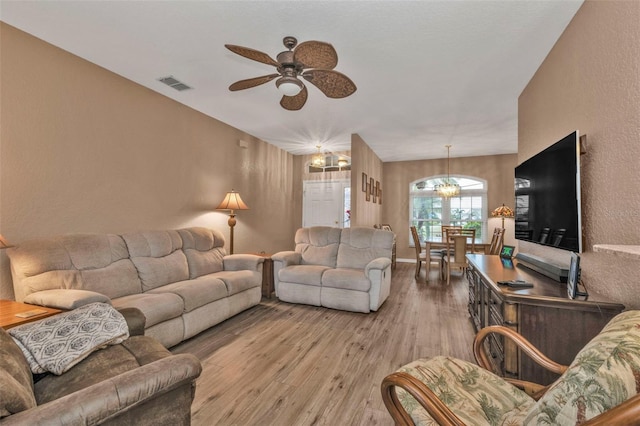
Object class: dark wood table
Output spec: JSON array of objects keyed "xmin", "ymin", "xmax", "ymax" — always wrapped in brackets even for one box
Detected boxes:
[
  {"xmin": 251, "ymin": 253, "xmax": 274, "ymax": 299},
  {"xmin": 466, "ymin": 254, "xmax": 625, "ymax": 384}
]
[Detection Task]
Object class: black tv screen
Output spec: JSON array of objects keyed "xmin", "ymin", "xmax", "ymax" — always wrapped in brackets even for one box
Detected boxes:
[{"xmin": 514, "ymin": 131, "xmax": 582, "ymax": 252}]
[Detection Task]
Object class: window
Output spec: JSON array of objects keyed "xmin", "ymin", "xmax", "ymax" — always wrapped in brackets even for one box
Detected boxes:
[{"xmin": 410, "ymin": 176, "xmax": 487, "ymax": 243}]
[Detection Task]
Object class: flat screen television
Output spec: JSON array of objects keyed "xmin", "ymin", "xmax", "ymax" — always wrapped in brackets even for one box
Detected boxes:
[{"xmin": 514, "ymin": 131, "xmax": 582, "ymax": 252}]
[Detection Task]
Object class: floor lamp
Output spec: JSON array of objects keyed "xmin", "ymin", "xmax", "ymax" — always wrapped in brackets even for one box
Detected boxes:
[
  {"xmin": 491, "ymin": 204, "xmax": 515, "ymax": 228},
  {"xmin": 216, "ymin": 190, "xmax": 249, "ymax": 255}
]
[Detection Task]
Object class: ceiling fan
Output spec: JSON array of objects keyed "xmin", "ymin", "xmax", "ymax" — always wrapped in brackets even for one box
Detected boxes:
[{"xmin": 225, "ymin": 36, "xmax": 357, "ymax": 111}]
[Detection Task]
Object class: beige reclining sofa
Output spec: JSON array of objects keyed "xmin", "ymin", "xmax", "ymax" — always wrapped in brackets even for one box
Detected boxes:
[
  {"xmin": 7, "ymin": 227, "xmax": 263, "ymax": 348},
  {"xmin": 272, "ymin": 226, "xmax": 394, "ymax": 313}
]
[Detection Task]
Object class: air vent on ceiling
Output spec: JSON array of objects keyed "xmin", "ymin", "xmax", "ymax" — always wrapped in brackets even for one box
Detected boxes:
[{"xmin": 158, "ymin": 76, "xmax": 193, "ymax": 91}]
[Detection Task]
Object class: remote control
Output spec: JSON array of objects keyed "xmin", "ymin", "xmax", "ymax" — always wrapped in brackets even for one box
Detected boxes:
[{"xmin": 497, "ymin": 280, "xmax": 534, "ymax": 288}]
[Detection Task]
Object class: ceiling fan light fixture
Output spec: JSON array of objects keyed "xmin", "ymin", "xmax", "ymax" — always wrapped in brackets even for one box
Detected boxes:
[{"xmin": 276, "ymin": 76, "xmax": 303, "ymax": 96}]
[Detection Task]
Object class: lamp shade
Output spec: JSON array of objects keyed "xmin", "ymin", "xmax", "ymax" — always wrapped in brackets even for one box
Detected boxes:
[
  {"xmin": 491, "ymin": 204, "xmax": 515, "ymax": 219},
  {"xmin": 0, "ymin": 234, "xmax": 14, "ymax": 249},
  {"xmin": 216, "ymin": 190, "xmax": 249, "ymax": 211}
]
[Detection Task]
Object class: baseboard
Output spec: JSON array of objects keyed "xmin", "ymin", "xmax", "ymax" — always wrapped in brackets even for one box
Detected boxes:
[{"xmin": 515, "ymin": 253, "xmax": 569, "ymax": 283}]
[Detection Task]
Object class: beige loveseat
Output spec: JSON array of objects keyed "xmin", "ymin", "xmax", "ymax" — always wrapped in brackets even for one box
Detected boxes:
[
  {"xmin": 0, "ymin": 306, "xmax": 202, "ymax": 425},
  {"xmin": 7, "ymin": 227, "xmax": 263, "ymax": 348},
  {"xmin": 272, "ymin": 226, "xmax": 394, "ymax": 313}
]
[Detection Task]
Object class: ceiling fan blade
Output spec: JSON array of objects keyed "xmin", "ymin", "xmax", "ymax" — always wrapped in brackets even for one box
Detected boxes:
[
  {"xmin": 229, "ymin": 74, "xmax": 279, "ymax": 91},
  {"xmin": 225, "ymin": 44, "xmax": 280, "ymax": 67},
  {"xmin": 294, "ymin": 41, "xmax": 338, "ymax": 69},
  {"xmin": 302, "ymin": 70, "xmax": 357, "ymax": 98},
  {"xmin": 280, "ymin": 86, "xmax": 308, "ymax": 111}
]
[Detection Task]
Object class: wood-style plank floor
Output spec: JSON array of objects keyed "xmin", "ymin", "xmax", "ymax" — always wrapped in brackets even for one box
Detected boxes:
[{"xmin": 171, "ymin": 262, "xmax": 476, "ymax": 426}]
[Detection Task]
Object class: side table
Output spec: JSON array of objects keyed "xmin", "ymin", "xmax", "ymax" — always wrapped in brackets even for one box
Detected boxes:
[
  {"xmin": 251, "ymin": 253, "xmax": 274, "ymax": 299},
  {"xmin": 0, "ymin": 299, "xmax": 63, "ymax": 329}
]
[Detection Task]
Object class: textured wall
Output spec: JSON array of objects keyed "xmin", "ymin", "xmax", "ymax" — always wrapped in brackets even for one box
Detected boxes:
[
  {"xmin": 383, "ymin": 154, "xmax": 517, "ymax": 260},
  {"xmin": 518, "ymin": 0, "xmax": 640, "ymax": 307},
  {"xmin": 350, "ymin": 134, "xmax": 383, "ymax": 227},
  {"xmin": 0, "ymin": 23, "xmax": 297, "ymax": 299}
]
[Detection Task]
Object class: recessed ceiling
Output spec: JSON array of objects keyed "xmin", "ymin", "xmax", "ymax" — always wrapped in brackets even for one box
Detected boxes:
[{"xmin": 0, "ymin": 0, "xmax": 583, "ymax": 161}]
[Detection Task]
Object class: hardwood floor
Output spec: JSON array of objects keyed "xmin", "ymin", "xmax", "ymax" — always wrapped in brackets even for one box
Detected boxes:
[{"xmin": 171, "ymin": 262, "xmax": 476, "ymax": 426}]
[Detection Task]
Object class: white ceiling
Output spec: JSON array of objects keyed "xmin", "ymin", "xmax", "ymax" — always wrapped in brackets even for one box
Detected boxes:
[{"xmin": 0, "ymin": 0, "xmax": 583, "ymax": 161}]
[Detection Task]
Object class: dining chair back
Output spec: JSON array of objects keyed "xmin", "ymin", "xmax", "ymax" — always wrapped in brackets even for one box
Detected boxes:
[
  {"xmin": 488, "ymin": 227, "xmax": 505, "ymax": 255},
  {"xmin": 442, "ymin": 234, "xmax": 470, "ymax": 285},
  {"xmin": 410, "ymin": 226, "xmax": 426, "ymax": 280}
]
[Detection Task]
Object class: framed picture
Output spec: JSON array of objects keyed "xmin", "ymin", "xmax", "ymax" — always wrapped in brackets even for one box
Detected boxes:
[
  {"xmin": 369, "ymin": 178, "xmax": 375, "ymax": 195},
  {"xmin": 365, "ymin": 185, "xmax": 371, "ymax": 201},
  {"xmin": 378, "ymin": 188, "xmax": 382, "ymax": 205},
  {"xmin": 372, "ymin": 189, "xmax": 377, "ymax": 203},
  {"xmin": 362, "ymin": 173, "xmax": 368, "ymax": 192}
]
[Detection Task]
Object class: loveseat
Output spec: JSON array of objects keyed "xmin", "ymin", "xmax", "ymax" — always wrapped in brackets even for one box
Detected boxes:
[
  {"xmin": 272, "ymin": 226, "xmax": 394, "ymax": 313},
  {"xmin": 6, "ymin": 227, "xmax": 264, "ymax": 348},
  {"xmin": 0, "ymin": 305, "xmax": 202, "ymax": 425},
  {"xmin": 382, "ymin": 309, "xmax": 640, "ymax": 425}
]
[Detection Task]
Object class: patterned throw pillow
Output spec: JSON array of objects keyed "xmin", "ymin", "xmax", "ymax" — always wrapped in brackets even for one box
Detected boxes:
[{"xmin": 9, "ymin": 302, "xmax": 129, "ymax": 375}]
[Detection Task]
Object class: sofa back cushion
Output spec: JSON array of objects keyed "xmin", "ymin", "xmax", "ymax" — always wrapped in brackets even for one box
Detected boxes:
[
  {"xmin": 0, "ymin": 327, "xmax": 36, "ymax": 418},
  {"xmin": 178, "ymin": 227, "xmax": 226, "ymax": 278},
  {"xmin": 525, "ymin": 310, "xmax": 640, "ymax": 424},
  {"xmin": 122, "ymin": 230, "xmax": 189, "ymax": 291},
  {"xmin": 7, "ymin": 235, "xmax": 141, "ymax": 301},
  {"xmin": 295, "ymin": 227, "xmax": 342, "ymax": 268},
  {"xmin": 337, "ymin": 227, "xmax": 394, "ymax": 269}
]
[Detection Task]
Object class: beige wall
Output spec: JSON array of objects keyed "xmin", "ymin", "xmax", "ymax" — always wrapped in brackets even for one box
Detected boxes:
[
  {"xmin": 0, "ymin": 23, "xmax": 298, "ymax": 299},
  {"xmin": 350, "ymin": 134, "xmax": 383, "ymax": 226},
  {"xmin": 384, "ymin": 154, "xmax": 517, "ymax": 260},
  {"xmin": 518, "ymin": 0, "xmax": 640, "ymax": 308}
]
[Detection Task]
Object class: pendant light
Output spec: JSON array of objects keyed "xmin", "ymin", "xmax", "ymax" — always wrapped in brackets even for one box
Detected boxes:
[{"xmin": 434, "ymin": 145, "xmax": 460, "ymax": 197}]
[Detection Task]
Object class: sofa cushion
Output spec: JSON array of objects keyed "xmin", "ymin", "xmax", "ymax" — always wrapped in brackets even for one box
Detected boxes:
[
  {"xmin": 178, "ymin": 227, "xmax": 226, "ymax": 278},
  {"xmin": 122, "ymin": 230, "xmax": 189, "ymax": 291},
  {"xmin": 336, "ymin": 228, "xmax": 394, "ymax": 269},
  {"xmin": 0, "ymin": 328, "xmax": 36, "ymax": 418},
  {"xmin": 9, "ymin": 303, "xmax": 129, "ymax": 375},
  {"xmin": 111, "ymin": 293, "xmax": 184, "ymax": 328},
  {"xmin": 295, "ymin": 227, "xmax": 341, "ymax": 268},
  {"xmin": 322, "ymin": 268, "xmax": 371, "ymax": 292},
  {"xmin": 397, "ymin": 356, "xmax": 534, "ymax": 426},
  {"xmin": 6, "ymin": 234, "xmax": 141, "ymax": 301},
  {"xmin": 33, "ymin": 335, "xmax": 170, "ymax": 404},
  {"xmin": 279, "ymin": 264, "xmax": 330, "ymax": 286},
  {"xmin": 148, "ymin": 276, "xmax": 228, "ymax": 312},
  {"xmin": 209, "ymin": 270, "xmax": 262, "ymax": 296},
  {"xmin": 525, "ymin": 310, "xmax": 640, "ymax": 425}
]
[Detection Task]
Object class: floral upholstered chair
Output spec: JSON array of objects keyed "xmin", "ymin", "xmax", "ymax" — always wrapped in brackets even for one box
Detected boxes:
[{"xmin": 382, "ymin": 310, "xmax": 640, "ymax": 425}]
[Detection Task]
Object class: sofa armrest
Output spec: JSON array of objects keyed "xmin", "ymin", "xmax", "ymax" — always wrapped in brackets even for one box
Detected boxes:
[
  {"xmin": 23, "ymin": 289, "xmax": 111, "ymax": 310},
  {"xmin": 365, "ymin": 257, "xmax": 392, "ymax": 274},
  {"xmin": 223, "ymin": 254, "xmax": 264, "ymax": 272},
  {"xmin": 271, "ymin": 251, "xmax": 301, "ymax": 267},
  {"xmin": 117, "ymin": 307, "xmax": 146, "ymax": 336},
  {"xmin": 1, "ymin": 353, "xmax": 202, "ymax": 426}
]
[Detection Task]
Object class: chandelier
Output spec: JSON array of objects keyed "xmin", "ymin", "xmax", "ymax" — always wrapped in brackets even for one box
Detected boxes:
[
  {"xmin": 311, "ymin": 145, "xmax": 326, "ymax": 168},
  {"xmin": 434, "ymin": 145, "xmax": 460, "ymax": 198}
]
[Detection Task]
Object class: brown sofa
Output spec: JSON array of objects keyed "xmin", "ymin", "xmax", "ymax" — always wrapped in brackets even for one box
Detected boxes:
[{"xmin": 0, "ymin": 307, "xmax": 202, "ymax": 425}]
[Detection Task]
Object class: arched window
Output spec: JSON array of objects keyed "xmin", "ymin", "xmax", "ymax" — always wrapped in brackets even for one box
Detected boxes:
[{"xmin": 410, "ymin": 176, "xmax": 487, "ymax": 243}]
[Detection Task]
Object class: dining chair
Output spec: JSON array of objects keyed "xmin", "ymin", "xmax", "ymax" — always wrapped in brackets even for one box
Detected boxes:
[
  {"xmin": 440, "ymin": 225, "xmax": 462, "ymax": 242},
  {"xmin": 410, "ymin": 226, "xmax": 442, "ymax": 281},
  {"xmin": 442, "ymin": 231, "xmax": 473, "ymax": 285},
  {"xmin": 410, "ymin": 226, "xmax": 426, "ymax": 280},
  {"xmin": 488, "ymin": 227, "xmax": 505, "ymax": 255}
]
